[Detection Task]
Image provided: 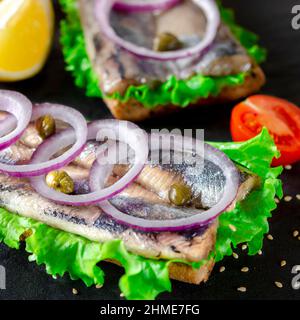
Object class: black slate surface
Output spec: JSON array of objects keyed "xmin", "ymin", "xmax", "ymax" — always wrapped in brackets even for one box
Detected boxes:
[{"xmin": 0, "ymin": 0, "xmax": 300, "ymax": 300}]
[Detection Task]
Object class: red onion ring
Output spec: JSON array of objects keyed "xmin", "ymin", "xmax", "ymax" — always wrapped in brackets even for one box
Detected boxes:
[
  {"xmin": 0, "ymin": 115, "xmax": 17, "ymax": 144},
  {"xmin": 114, "ymin": 0, "xmax": 181, "ymax": 13},
  {"xmin": 30, "ymin": 120, "xmax": 149, "ymax": 206},
  {"xmin": 0, "ymin": 103, "xmax": 88, "ymax": 177},
  {"xmin": 90, "ymin": 134, "xmax": 240, "ymax": 232},
  {"xmin": 95, "ymin": 0, "xmax": 220, "ymax": 61},
  {"xmin": 0, "ymin": 90, "xmax": 32, "ymax": 151}
]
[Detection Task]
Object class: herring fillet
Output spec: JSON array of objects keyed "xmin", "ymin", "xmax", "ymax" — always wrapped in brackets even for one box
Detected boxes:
[
  {"xmin": 0, "ymin": 116, "xmax": 258, "ymax": 262},
  {"xmin": 79, "ymin": 0, "xmax": 253, "ymax": 95},
  {"xmin": 0, "ymin": 174, "xmax": 216, "ymax": 262},
  {"xmin": 0, "ymin": 121, "xmax": 217, "ymax": 263}
]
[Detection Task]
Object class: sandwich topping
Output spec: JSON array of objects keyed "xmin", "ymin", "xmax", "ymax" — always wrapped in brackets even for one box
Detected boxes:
[
  {"xmin": 0, "ymin": 96, "xmax": 88, "ymax": 177},
  {"xmin": 0, "ymin": 90, "xmax": 242, "ymax": 232},
  {"xmin": 153, "ymin": 32, "xmax": 183, "ymax": 52},
  {"xmin": 46, "ymin": 170, "xmax": 75, "ymax": 194},
  {"xmin": 96, "ymin": 0, "xmax": 220, "ymax": 61},
  {"xmin": 0, "ymin": 90, "xmax": 268, "ymax": 261},
  {"xmin": 80, "ymin": 0, "xmax": 253, "ymax": 95},
  {"xmin": 168, "ymin": 182, "xmax": 192, "ymax": 206},
  {"xmin": 35, "ymin": 114, "xmax": 56, "ymax": 139},
  {"xmin": 60, "ymin": 0, "xmax": 266, "ymax": 110},
  {"xmin": 0, "ymin": 90, "xmax": 32, "ymax": 151},
  {"xmin": 113, "ymin": 0, "xmax": 182, "ymax": 13}
]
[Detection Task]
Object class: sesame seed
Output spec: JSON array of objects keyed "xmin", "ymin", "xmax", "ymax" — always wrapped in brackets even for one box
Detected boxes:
[
  {"xmin": 96, "ymin": 284, "xmax": 103, "ymax": 289},
  {"xmin": 229, "ymin": 224, "xmax": 237, "ymax": 232},
  {"xmin": 241, "ymin": 267, "xmax": 249, "ymax": 273},
  {"xmin": 219, "ymin": 266, "xmax": 225, "ymax": 273},
  {"xmin": 293, "ymin": 230, "xmax": 299, "ymax": 237},
  {"xmin": 298, "ymin": 236, "xmax": 300, "ymax": 241},
  {"xmin": 296, "ymin": 194, "xmax": 300, "ymax": 200},
  {"xmin": 72, "ymin": 288, "xmax": 78, "ymax": 295},
  {"xmin": 242, "ymin": 244, "xmax": 247, "ymax": 251},
  {"xmin": 275, "ymin": 198, "xmax": 280, "ymax": 204},
  {"xmin": 274, "ymin": 281, "xmax": 283, "ymax": 288},
  {"xmin": 280, "ymin": 260, "xmax": 286, "ymax": 267},
  {"xmin": 267, "ymin": 234, "xmax": 274, "ymax": 240},
  {"xmin": 120, "ymin": 293, "xmax": 125, "ymax": 297},
  {"xmin": 233, "ymin": 252, "xmax": 239, "ymax": 259},
  {"xmin": 237, "ymin": 287, "xmax": 247, "ymax": 292},
  {"xmin": 284, "ymin": 196, "xmax": 292, "ymax": 202},
  {"xmin": 258, "ymin": 250, "xmax": 263, "ymax": 255},
  {"xmin": 284, "ymin": 165, "xmax": 292, "ymax": 170}
]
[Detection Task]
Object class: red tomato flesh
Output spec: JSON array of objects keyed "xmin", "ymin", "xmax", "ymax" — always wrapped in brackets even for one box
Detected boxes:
[{"xmin": 230, "ymin": 95, "xmax": 300, "ymax": 166}]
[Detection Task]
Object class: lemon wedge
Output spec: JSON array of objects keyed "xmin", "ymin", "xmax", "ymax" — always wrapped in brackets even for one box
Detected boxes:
[{"xmin": 0, "ymin": 0, "xmax": 54, "ymax": 82}]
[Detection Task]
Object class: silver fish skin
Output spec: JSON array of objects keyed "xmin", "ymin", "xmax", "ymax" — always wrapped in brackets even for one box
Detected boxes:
[
  {"xmin": 79, "ymin": 0, "xmax": 253, "ymax": 95},
  {"xmin": 0, "ymin": 115, "xmax": 218, "ymax": 262},
  {"xmin": 0, "ymin": 123, "xmax": 255, "ymax": 210},
  {"xmin": 0, "ymin": 173, "xmax": 216, "ymax": 262},
  {"xmin": 0, "ymin": 117, "xmax": 259, "ymax": 262}
]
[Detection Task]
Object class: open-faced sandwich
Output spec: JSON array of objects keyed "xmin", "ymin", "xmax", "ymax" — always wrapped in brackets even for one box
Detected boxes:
[
  {"xmin": 0, "ymin": 90, "xmax": 282, "ymax": 299},
  {"xmin": 60, "ymin": 0, "xmax": 266, "ymax": 121}
]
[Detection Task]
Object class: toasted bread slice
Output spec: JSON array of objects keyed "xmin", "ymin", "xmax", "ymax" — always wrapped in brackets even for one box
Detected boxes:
[
  {"xmin": 168, "ymin": 259, "xmax": 215, "ymax": 284},
  {"xmin": 104, "ymin": 64, "xmax": 265, "ymax": 121},
  {"xmin": 109, "ymin": 258, "xmax": 215, "ymax": 285},
  {"xmin": 78, "ymin": 0, "xmax": 266, "ymax": 122}
]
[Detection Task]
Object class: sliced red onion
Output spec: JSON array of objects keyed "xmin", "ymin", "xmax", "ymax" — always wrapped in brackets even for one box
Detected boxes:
[
  {"xmin": 90, "ymin": 133, "xmax": 240, "ymax": 232},
  {"xmin": 114, "ymin": 0, "xmax": 181, "ymax": 13},
  {"xmin": 0, "ymin": 90, "xmax": 32, "ymax": 151},
  {"xmin": 0, "ymin": 115, "xmax": 17, "ymax": 139},
  {"xmin": 30, "ymin": 120, "xmax": 149, "ymax": 206},
  {"xmin": 95, "ymin": 0, "xmax": 220, "ymax": 61},
  {"xmin": 0, "ymin": 103, "xmax": 88, "ymax": 177}
]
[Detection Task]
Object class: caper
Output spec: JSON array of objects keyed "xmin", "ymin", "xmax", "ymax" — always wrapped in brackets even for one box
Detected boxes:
[
  {"xmin": 46, "ymin": 170, "xmax": 74, "ymax": 194},
  {"xmin": 153, "ymin": 32, "xmax": 183, "ymax": 52},
  {"xmin": 35, "ymin": 114, "xmax": 56, "ymax": 139},
  {"xmin": 168, "ymin": 183, "xmax": 192, "ymax": 206},
  {"xmin": 149, "ymin": 80, "xmax": 163, "ymax": 90}
]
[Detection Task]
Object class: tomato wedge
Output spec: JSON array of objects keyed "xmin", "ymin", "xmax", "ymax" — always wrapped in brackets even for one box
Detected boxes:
[{"xmin": 230, "ymin": 95, "xmax": 300, "ymax": 166}]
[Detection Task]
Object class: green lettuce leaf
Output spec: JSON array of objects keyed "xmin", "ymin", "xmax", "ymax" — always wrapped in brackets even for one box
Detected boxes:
[
  {"xmin": 60, "ymin": 0, "xmax": 102, "ymax": 98},
  {"xmin": 59, "ymin": 0, "xmax": 266, "ymax": 108},
  {"xmin": 210, "ymin": 127, "xmax": 282, "ymax": 181},
  {"xmin": 0, "ymin": 211, "xmax": 38, "ymax": 249},
  {"xmin": 210, "ymin": 128, "xmax": 283, "ymax": 260},
  {"xmin": 0, "ymin": 130, "xmax": 282, "ymax": 300},
  {"xmin": 0, "ymin": 208, "xmax": 171, "ymax": 300},
  {"xmin": 218, "ymin": 2, "xmax": 267, "ymax": 64},
  {"xmin": 215, "ymin": 176, "xmax": 282, "ymax": 260}
]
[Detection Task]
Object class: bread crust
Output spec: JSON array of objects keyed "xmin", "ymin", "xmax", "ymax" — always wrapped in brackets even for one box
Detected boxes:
[
  {"xmin": 104, "ymin": 64, "xmax": 265, "ymax": 121},
  {"xmin": 168, "ymin": 259, "xmax": 215, "ymax": 284},
  {"xmin": 108, "ymin": 259, "xmax": 215, "ymax": 285}
]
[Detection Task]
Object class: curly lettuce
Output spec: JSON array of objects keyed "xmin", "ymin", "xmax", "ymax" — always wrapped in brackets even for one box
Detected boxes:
[
  {"xmin": 59, "ymin": 0, "xmax": 266, "ymax": 108},
  {"xmin": 0, "ymin": 210, "xmax": 171, "ymax": 300},
  {"xmin": 0, "ymin": 130, "xmax": 281, "ymax": 300},
  {"xmin": 211, "ymin": 128, "xmax": 282, "ymax": 260}
]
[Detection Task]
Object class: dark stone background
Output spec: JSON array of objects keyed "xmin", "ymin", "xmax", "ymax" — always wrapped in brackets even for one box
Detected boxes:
[{"xmin": 0, "ymin": 0, "xmax": 300, "ymax": 300}]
